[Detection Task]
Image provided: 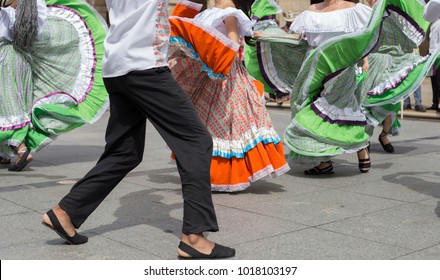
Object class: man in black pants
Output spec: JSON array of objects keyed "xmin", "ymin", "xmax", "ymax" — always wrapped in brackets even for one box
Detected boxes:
[
  {"xmin": 425, "ymin": 1, "xmax": 440, "ymax": 111},
  {"xmin": 429, "ymin": 67, "xmax": 440, "ymax": 111},
  {"xmin": 41, "ymin": 0, "xmax": 235, "ymax": 259}
]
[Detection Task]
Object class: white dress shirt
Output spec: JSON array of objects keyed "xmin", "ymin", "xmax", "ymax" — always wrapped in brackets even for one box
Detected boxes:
[
  {"xmin": 0, "ymin": 0, "xmax": 47, "ymax": 41},
  {"xmin": 103, "ymin": 0, "xmax": 170, "ymax": 78}
]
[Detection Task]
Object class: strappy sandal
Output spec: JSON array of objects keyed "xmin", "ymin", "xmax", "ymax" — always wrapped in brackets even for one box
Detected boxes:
[
  {"xmin": 304, "ymin": 161, "xmax": 334, "ymax": 175},
  {"xmin": 8, "ymin": 147, "xmax": 32, "ymax": 171},
  {"xmin": 177, "ymin": 241, "xmax": 235, "ymax": 259},
  {"xmin": 42, "ymin": 209, "xmax": 88, "ymax": 245},
  {"xmin": 378, "ymin": 131, "xmax": 394, "ymax": 153},
  {"xmin": 357, "ymin": 148, "xmax": 371, "ymax": 173}
]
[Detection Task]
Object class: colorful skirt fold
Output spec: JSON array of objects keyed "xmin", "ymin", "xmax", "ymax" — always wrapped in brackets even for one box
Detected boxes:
[
  {"xmin": 358, "ymin": 6, "xmax": 440, "ymax": 133},
  {"xmin": 257, "ymin": 0, "xmax": 437, "ymax": 162},
  {"xmin": 244, "ymin": 19, "xmax": 291, "ymax": 99},
  {"xmin": 0, "ymin": 0, "xmax": 108, "ymax": 158},
  {"xmin": 169, "ymin": 16, "xmax": 289, "ymax": 191}
]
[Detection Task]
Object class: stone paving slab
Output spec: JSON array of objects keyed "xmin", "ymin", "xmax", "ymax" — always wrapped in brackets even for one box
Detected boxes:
[
  {"xmin": 318, "ymin": 203, "xmax": 440, "ymax": 251},
  {"xmin": 1, "ymin": 109, "xmax": 440, "ymax": 260},
  {"xmin": 232, "ymin": 228, "xmax": 411, "ymax": 260}
]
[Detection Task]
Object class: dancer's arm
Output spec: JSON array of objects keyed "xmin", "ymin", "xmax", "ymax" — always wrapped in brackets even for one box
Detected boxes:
[
  {"xmin": 252, "ymin": 31, "xmax": 300, "ymax": 40},
  {"xmin": 362, "ymin": 57, "xmax": 369, "ymax": 73},
  {"xmin": 0, "ymin": 1, "xmax": 14, "ymax": 40},
  {"xmin": 35, "ymin": 0, "xmax": 48, "ymax": 35},
  {"xmin": 224, "ymin": 15, "xmax": 239, "ymax": 43},
  {"xmin": 425, "ymin": 0, "xmax": 440, "ymax": 22}
]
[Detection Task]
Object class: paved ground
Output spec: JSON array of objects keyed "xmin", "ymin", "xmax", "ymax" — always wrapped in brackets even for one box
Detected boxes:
[{"xmin": 1, "ymin": 104, "xmax": 440, "ymax": 260}]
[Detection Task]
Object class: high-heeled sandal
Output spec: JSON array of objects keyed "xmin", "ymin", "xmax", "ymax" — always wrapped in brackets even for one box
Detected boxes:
[
  {"xmin": 378, "ymin": 131, "xmax": 394, "ymax": 153},
  {"xmin": 357, "ymin": 148, "xmax": 371, "ymax": 173},
  {"xmin": 304, "ymin": 161, "xmax": 334, "ymax": 175},
  {"xmin": 8, "ymin": 147, "xmax": 32, "ymax": 171}
]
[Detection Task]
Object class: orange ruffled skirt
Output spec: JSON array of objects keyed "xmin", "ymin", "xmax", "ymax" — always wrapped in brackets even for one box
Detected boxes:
[{"xmin": 169, "ymin": 3, "xmax": 290, "ymax": 192}]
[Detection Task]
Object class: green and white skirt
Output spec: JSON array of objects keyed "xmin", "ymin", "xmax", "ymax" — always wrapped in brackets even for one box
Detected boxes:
[
  {"xmin": 260, "ymin": 0, "xmax": 438, "ymax": 162},
  {"xmin": 0, "ymin": 0, "xmax": 108, "ymax": 158}
]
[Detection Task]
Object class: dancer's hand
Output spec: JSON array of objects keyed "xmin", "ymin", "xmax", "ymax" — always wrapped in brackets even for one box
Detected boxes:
[{"xmin": 252, "ymin": 31, "xmax": 267, "ymax": 39}]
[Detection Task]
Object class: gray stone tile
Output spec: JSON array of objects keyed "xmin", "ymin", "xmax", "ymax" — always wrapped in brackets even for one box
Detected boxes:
[
  {"xmin": 319, "ymin": 203, "xmax": 440, "ymax": 250},
  {"xmin": 1, "ymin": 235, "xmax": 158, "ymax": 260},
  {"xmin": 0, "ymin": 180, "xmax": 148, "ymax": 212},
  {"xmin": 81, "ymin": 188, "xmax": 185, "ymax": 234},
  {"xmin": 339, "ymin": 179, "xmax": 437, "ymax": 203},
  {"xmin": 0, "ymin": 197, "xmax": 31, "ymax": 216},
  {"xmin": 235, "ymin": 189, "xmax": 404, "ymax": 226},
  {"xmin": 206, "ymin": 206, "xmax": 308, "ymax": 245},
  {"xmin": 211, "ymin": 178, "xmax": 324, "ymax": 208},
  {"xmin": 91, "ymin": 223, "xmax": 181, "ymax": 260},
  {"xmin": 0, "ymin": 211, "xmax": 63, "ymax": 249},
  {"xmin": 233, "ymin": 228, "xmax": 409, "ymax": 259},
  {"xmin": 396, "ymin": 244, "xmax": 440, "ymax": 260}
]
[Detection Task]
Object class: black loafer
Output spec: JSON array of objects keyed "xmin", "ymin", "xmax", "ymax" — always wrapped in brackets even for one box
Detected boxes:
[{"xmin": 178, "ymin": 241, "xmax": 235, "ymax": 259}]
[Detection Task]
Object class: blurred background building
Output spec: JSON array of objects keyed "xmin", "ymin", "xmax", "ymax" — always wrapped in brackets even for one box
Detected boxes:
[
  {"xmin": 88, "ymin": 0, "xmax": 426, "ymax": 55},
  {"xmin": 85, "ymin": 0, "xmax": 370, "ymax": 24}
]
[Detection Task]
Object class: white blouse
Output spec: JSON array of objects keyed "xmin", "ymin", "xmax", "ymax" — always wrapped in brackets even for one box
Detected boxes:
[
  {"xmin": 0, "ymin": 0, "xmax": 47, "ymax": 41},
  {"xmin": 430, "ymin": 19, "xmax": 440, "ymax": 53},
  {"xmin": 290, "ymin": 3, "xmax": 371, "ymax": 47},
  {"xmin": 425, "ymin": 0, "xmax": 440, "ymax": 23},
  {"xmin": 194, "ymin": 7, "xmax": 253, "ymax": 38}
]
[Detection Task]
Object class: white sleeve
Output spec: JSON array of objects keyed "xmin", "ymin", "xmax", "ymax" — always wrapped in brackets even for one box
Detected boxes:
[
  {"xmin": 36, "ymin": 0, "xmax": 48, "ymax": 35},
  {"xmin": 425, "ymin": 0, "xmax": 440, "ymax": 23},
  {"xmin": 0, "ymin": 8, "xmax": 14, "ymax": 41},
  {"xmin": 0, "ymin": 0, "xmax": 47, "ymax": 41}
]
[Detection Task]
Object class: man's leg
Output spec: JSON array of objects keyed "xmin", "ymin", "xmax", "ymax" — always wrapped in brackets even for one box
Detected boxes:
[
  {"xmin": 430, "ymin": 68, "xmax": 440, "ymax": 109},
  {"xmin": 120, "ymin": 67, "xmax": 218, "ymax": 234},
  {"xmin": 43, "ymin": 76, "xmax": 147, "ymax": 234},
  {"xmin": 119, "ymin": 68, "xmax": 234, "ymax": 257}
]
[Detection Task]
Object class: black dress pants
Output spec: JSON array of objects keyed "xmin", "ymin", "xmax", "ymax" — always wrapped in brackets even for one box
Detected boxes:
[{"xmin": 59, "ymin": 67, "xmax": 219, "ymax": 234}]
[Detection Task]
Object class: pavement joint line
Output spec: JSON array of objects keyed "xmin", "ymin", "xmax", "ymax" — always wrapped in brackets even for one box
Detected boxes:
[
  {"xmin": 0, "ymin": 167, "xmax": 182, "ymax": 194},
  {"xmin": 326, "ymin": 189, "xmax": 423, "ymax": 204},
  {"xmin": 314, "ymin": 226, "xmax": 415, "ymax": 252},
  {"xmin": 390, "ymin": 241, "xmax": 440, "ymax": 260}
]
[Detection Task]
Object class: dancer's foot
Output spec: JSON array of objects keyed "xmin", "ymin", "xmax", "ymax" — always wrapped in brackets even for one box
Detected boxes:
[
  {"xmin": 8, "ymin": 143, "xmax": 33, "ymax": 171},
  {"xmin": 41, "ymin": 205, "xmax": 88, "ymax": 244},
  {"xmin": 403, "ymin": 103, "xmax": 411, "ymax": 110},
  {"xmin": 357, "ymin": 148, "xmax": 371, "ymax": 173},
  {"xmin": 177, "ymin": 233, "xmax": 235, "ymax": 259},
  {"xmin": 378, "ymin": 131, "xmax": 394, "ymax": 153},
  {"xmin": 304, "ymin": 161, "xmax": 334, "ymax": 175}
]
